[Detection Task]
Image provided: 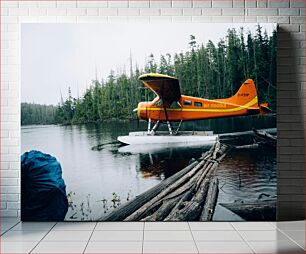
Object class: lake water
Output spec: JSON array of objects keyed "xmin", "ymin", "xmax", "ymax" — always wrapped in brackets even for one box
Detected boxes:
[{"xmin": 21, "ymin": 116, "xmax": 276, "ymax": 221}]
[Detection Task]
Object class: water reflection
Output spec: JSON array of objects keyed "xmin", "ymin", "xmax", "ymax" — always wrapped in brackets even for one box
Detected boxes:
[
  {"xmin": 214, "ymin": 147, "xmax": 277, "ymax": 221},
  {"xmin": 137, "ymin": 147, "xmax": 204, "ymax": 180},
  {"xmin": 21, "ymin": 116, "xmax": 276, "ymax": 221}
]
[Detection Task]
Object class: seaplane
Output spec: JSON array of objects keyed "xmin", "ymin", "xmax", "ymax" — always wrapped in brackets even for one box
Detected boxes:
[{"xmin": 118, "ymin": 73, "xmax": 271, "ymax": 146}]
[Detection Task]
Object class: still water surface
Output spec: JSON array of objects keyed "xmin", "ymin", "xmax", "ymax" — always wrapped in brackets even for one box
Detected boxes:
[{"xmin": 21, "ymin": 117, "xmax": 276, "ymax": 221}]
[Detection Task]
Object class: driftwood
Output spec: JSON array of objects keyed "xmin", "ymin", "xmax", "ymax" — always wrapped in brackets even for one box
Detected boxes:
[
  {"xmin": 141, "ymin": 195, "xmax": 182, "ymax": 221},
  {"xmin": 124, "ymin": 142, "xmax": 227, "ymax": 221},
  {"xmin": 165, "ymin": 178, "xmax": 210, "ymax": 221},
  {"xmin": 253, "ymin": 129, "xmax": 277, "ymax": 141},
  {"xmin": 220, "ymin": 201, "xmax": 276, "ymax": 221},
  {"xmin": 253, "ymin": 129, "xmax": 276, "ymax": 147},
  {"xmin": 235, "ymin": 143, "xmax": 260, "ymax": 149},
  {"xmin": 234, "ymin": 129, "xmax": 277, "ymax": 149},
  {"xmin": 200, "ymin": 178, "xmax": 219, "ymax": 221},
  {"xmin": 219, "ymin": 128, "xmax": 276, "ymax": 139},
  {"xmin": 102, "ymin": 160, "xmax": 199, "ymax": 221},
  {"xmin": 163, "ymin": 186, "xmax": 196, "ymax": 221},
  {"xmin": 102, "ymin": 141, "xmax": 231, "ymax": 221},
  {"xmin": 124, "ymin": 160, "xmax": 207, "ymax": 221}
]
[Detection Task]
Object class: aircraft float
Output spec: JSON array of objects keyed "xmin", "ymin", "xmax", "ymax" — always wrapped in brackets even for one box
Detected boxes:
[{"xmin": 118, "ymin": 73, "xmax": 271, "ymax": 146}]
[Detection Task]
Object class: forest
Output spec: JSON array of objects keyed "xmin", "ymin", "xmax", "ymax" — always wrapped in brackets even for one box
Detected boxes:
[
  {"xmin": 21, "ymin": 26, "xmax": 277, "ymax": 125},
  {"xmin": 21, "ymin": 103, "xmax": 58, "ymax": 125}
]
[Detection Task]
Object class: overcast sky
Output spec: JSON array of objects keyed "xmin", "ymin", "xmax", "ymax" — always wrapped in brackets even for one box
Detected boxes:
[{"xmin": 21, "ymin": 23, "xmax": 276, "ymax": 105}]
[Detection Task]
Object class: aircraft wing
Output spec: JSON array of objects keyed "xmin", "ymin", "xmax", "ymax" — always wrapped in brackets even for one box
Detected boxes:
[{"xmin": 138, "ymin": 73, "xmax": 181, "ymax": 105}]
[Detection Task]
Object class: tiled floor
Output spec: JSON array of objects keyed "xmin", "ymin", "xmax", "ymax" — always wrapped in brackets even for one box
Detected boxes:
[{"xmin": 0, "ymin": 218, "xmax": 304, "ymax": 253}]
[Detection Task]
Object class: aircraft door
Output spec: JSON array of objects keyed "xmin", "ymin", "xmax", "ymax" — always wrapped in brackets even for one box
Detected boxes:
[{"xmin": 168, "ymin": 101, "xmax": 182, "ymax": 121}]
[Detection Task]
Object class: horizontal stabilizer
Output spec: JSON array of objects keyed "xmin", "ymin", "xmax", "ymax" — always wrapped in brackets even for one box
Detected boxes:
[
  {"xmin": 259, "ymin": 103, "xmax": 272, "ymax": 114},
  {"xmin": 247, "ymin": 108, "xmax": 260, "ymax": 115}
]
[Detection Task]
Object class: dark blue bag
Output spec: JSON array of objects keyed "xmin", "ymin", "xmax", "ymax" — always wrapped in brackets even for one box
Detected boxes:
[{"xmin": 21, "ymin": 151, "xmax": 68, "ymax": 221}]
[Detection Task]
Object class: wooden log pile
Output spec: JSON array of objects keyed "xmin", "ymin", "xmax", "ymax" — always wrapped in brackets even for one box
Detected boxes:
[
  {"xmin": 102, "ymin": 141, "xmax": 231, "ymax": 221},
  {"xmin": 220, "ymin": 201, "xmax": 276, "ymax": 221},
  {"xmin": 235, "ymin": 129, "xmax": 277, "ymax": 149},
  {"xmin": 253, "ymin": 129, "xmax": 276, "ymax": 147}
]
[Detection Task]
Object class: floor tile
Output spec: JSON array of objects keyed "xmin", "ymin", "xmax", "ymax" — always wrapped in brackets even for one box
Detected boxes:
[
  {"xmin": 296, "ymin": 240, "xmax": 305, "ymax": 250},
  {"xmin": 0, "ymin": 241, "xmax": 37, "ymax": 253},
  {"xmin": 239, "ymin": 230, "xmax": 291, "ymax": 241},
  {"xmin": 268, "ymin": 222, "xmax": 278, "ymax": 229},
  {"xmin": 0, "ymin": 220, "xmax": 21, "ymax": 234},
  {"xmin": 11, "ymin": 222, "xmax": 55, "ymax": 231},
  {"xmin": 192, "ymin": 230, "xmax": 243, "ymax": 241},
  {"xmin": 90, "ymin": 230, "xmax": 143, "ymax": 241},
  {"xmin": 143, "ymin": 241, "xmax": 198, "ymax": 253},
  {"xmin": 189, "ymin": 222, "xmax": 234, "ymax": 231},
  {"xmin": 1, "ymin": 230, "xmax": 47, "ymax": 242},
  {"xmin": 42, "ymin": 230, "xmax": 92, "ymax": 242},
  {"xmin": 248, "ymin": 240, "xmax": 305, "ymax": 253},
  {"xmin": 275, "ymin": 221, "xmax": 305, "ymax": 231},
  {"xmin": 85, "ymin": 241, "xmax": 143, "ymax": 253},
  {"xmin": 32, "ymin": 241, "xmax": 87, "ymax": 253},
  {"xmin": 144, "ymin": 230, "xmax": 193, "ymax": 241},
  {"xmin": 1, "ymin": 226, "xmax": 15, "ymax": 235},
  {"xmin": 282, "ymin": 230, "xmax": 305, "ymax": 241},
  {"xmin": 52, "ymin": 222, "xmax": 96, "ymax": 231},
  {"xmin": 231, "ymin": 222, "xmax": 276, "ymax": 231},
  {"xmin": 282, "ymin": 230, "xmax": 305, "ymax": 249},
  {"xmin": 96, "ymin": 222, "xmax": 143, "ymax": 231},
  {"xmin": 196, "ymin": 241, "xmax": 253, "ymax": 253},
  {"xmin": 145, "ymin": 222, "xmax": 189, "ymax": 231}
]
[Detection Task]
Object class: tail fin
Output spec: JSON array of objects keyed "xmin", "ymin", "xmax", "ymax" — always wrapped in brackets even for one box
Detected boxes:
[
  {"xmin": 231, "ymin": 79, "xmax": 271, "ymax": 114},
  {"xmin": 231, "ymin": 79, "xmax": 258, "ymax": 107}
]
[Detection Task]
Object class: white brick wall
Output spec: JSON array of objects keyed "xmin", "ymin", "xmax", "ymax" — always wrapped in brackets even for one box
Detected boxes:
[{"xmin": 1, "ymin": 0, "xmax": 305, "ymax": 219}]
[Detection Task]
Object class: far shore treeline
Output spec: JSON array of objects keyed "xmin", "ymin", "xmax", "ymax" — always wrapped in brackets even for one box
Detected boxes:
[{"xmin": 21, "ymin": 26, "xmax": 276, "ymax": 126}]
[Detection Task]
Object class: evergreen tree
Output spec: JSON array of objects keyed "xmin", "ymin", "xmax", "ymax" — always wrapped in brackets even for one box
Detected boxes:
[{"xmin": 22, "ymin": 27, "xmax": 277, "ymax": 125}]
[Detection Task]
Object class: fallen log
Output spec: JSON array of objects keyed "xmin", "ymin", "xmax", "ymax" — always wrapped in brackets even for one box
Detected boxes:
[
  {"xmin": 123, "ymin": 143, "xmax": 223, "ymax": 221},
  {"xmin": 253, "ymin": 129, "xmax": 276, "ymax": 147},
  {"xmin": 163, "ymin": 186, "xmax": 195, "ymax": 221},
  {"xmin": 142, "ymin": 184, "xmax": 198, "ymax": 222},
  {"xmin": 165, "ymin": 178, "xmax": 210, "ymax": 221},
  {"xmin": 195, "ymin": 162, "xmax": 216, "ymax": 189},
  {"xmin": 220, "ymin": 201, "xmax": 276, "ymax": 221},
  {"xmin": 233, "ymin": 129, "xmax": 276, "ymax": 150},
  {"xmin": 125, "ymin": 144, "xmax": 225, "ymax": 221},
  {"xmin": 124, "ymin": 160, "xmax": 207, "ymax": 221},
  {"xmin": 219, "ymin": 128, "xmax": 276, "ymax": 140},
  {"xmin": 101, "ymin": 160, "xmax": 199, "ymax": 221},
  {"xmin": 235, "ymin": 143, "xmax": 260, "ymax": 149},
  {"xmin": 253, "ymin": 129, "xmax": 276, "ymax": 141},
  {"xmin": 103, "ymin": 141, "xmax": 231, "ymax": 221},
  {"xmin": 140, "ymin": 195, "xmax": 181, "ymax": 221},
  {"xmin": 200, "ymin": 177, "xmax": 219, "ymax": 221}
]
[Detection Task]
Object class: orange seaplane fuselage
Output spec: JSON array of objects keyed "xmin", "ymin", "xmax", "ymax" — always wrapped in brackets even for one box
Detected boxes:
[{"xmin": 137, "ymin": 78, "xmax": 268, "ymax": 122}]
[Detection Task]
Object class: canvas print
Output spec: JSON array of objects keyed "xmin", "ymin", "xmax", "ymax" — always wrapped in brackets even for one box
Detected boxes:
[{"xmin": 21, "ymin": 23, "xmax": 277, "ymax": 221}]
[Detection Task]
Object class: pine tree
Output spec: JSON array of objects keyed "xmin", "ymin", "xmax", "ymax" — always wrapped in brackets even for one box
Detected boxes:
[{"xmin": 24, "ymin": 27, "xmax": 277, "ymax": 125}]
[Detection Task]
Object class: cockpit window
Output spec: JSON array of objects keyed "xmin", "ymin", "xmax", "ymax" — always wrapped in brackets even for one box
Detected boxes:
[
  {"xmin": 183, "ymin": 100, "xmax": 192, "ymax": 106},
  {"xmin": 170, "ymin": 101, "xmax": 182, "ymax": 109},
  {"xmin": 155, "ymin": 99, "xmax": 163, "ymax": 107}
]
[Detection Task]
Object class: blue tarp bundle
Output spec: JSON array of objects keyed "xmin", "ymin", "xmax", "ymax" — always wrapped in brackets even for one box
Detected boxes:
[{"xmin": 21, "ymin": 151, "xmax": 68, "ymax": 221}]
